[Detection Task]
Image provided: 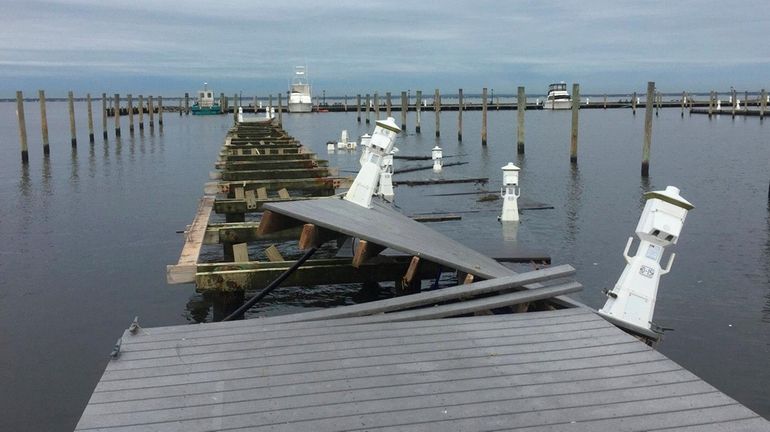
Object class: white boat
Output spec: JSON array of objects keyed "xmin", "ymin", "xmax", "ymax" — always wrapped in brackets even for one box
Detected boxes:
[
  {"xmin": 542, "ymin": 82, "xmax": 572, "ymax": 110},
  {"xmin": 288, "ymin": 66, "xmax": 312, "ymax": 113}
]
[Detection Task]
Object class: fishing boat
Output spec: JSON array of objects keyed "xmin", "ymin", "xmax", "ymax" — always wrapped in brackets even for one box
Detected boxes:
[
  {"xmin": 191, "ymin": 83, "xmax": 222, "ymax": 115},
  {"xmin": 542, "ymin": 82, "xmax": 572, "ymax": 110},
  {"xmin": 288, "ymin": 66, "xmax": 312, "ymax": 113}
]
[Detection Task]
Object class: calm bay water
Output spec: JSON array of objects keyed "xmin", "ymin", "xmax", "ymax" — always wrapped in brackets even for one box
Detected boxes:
[{"xmin": 1, "ymin": 101, "xmax": 768, "ymax": 430}]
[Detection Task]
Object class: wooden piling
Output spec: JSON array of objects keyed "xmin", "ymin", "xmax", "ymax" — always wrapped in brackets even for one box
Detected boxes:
[
  {"xmin": 344, "ymin": 95, "xmax": 347, "ymax": 112},
  {"xmin": 373, "ymin": 92, "xmax": 379, "ymax": 120},
  {"xmin": 253, "ymin": 96, "xmax": 257, "ymax": 113},
  {"xmin": 102, "ymin": 93, "xmax": 109, "ymax": 138},
  {"xmin": 570, "ymin": 84, "xmax": 579, "ymax": 163},
  {"xmin": 277, "ymin": 93, "xmax": 282, "ymax": 125},
  {"xmin": 654, "ymin": 91, "xmax": 659, "ymax": 117},
  {"xmin": 457, "ymin": 88, "xmax": 463, "ymax": 141},
  {"xmin": 220, "ymin": 93, "xmax": 225, "ymax": 113},
  {"xmin": 681, "ymin": 91, "xmax": 685, "ymax": 117},
  {"xmin": 113, "ymin": 93, "xmax": 121, "ymax": 137},
  {"xmin": 481, "ymin": 87, "xmax": 488, "ymax": 146},
  {"xmin": 16, "ymin": 91, "xmax": 28, "ymax": 163},
  {"xmin": 356, "ymin": 94, "xmax": 361, "ymax": 123},
  {"xmin": 69, "ymin": 91, "xmax": 78, "ymax": 145},
  {"xmin": 233, "ymin": 93, "xmax": 238, "ymax": 124},
  {"xmin": 731, "ymin": 88, "xmax": 736, "ymax": 118},
  {"xmin": 184, "ymin": 92, "xmax": 189, "ymax": 115},
  {"xmin": 39, "ymin": 90, "xmax": 50, "ymax": 155},
  {"xmin": 603, "ymin": 94, "xmax": 607, "ymax": 109},
  {"xmin": 158, "ymin": 96, "xmax": 163, "ymax": 126},
  {"xmin": 86, "ymin": 93, "xmax": 94, "ymax": 143},
  {"xmin": 365, "ymin": 93, "xmax": 371, "ymax": 124},
  {"xmin": 148, "ymin": 96, "xmax": 154, "ymax": 128},
  {"xmin": 127, "ymin": 94, "xmax": 134, "ymax": 133},
  {"xmin": 179, "ymin": 99, "xmax": 182, "ymax": 116},
  {"xmin": 415, "ymin": 90, "xmax": 422, "ymax": 133},
  {"xmin": 138, "ymin": 95, "xmax": 144, "ymax": 130},
  {"xmin": 517, "ymin": 86, "xmax": 525, "ymax": 154},
  {"xmin": 632, "ymin": 91, "xmax": 637, "ymax": 115},
  {"xmin": 434, "ymin": 88, "xmax": 440, "ymax": 137},
  {"xmin": 400, "ymin": 91, "xmax": 407, "ymax": 131},
  {"xmin": 760, "ymin": 89, "xmax": 766, "ymax": 119},
  {"xmin": 268, "ymin": 94, "xmax": 272, "ymax": 114},
  {"xmin": 642, "ymin": 81, "xmax": 655, "ymax": 177},
  {"xmin": 744, "ymin": 90, "xmax": 749, "ymax": 111},
  {"xmin": 386, "ymin": 92, "xmax": 392, "ymax": 117},
  {"xmin": 708, "ymin": 91, "xmax": 713, "ymax": 117}
]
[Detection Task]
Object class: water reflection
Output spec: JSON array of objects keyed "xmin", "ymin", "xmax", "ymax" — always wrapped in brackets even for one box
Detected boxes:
[
  {"xmin": 639, "ymin": 175, "xmax": 653, "ymax": 209},
  {"xmin": 88, "ymin": 141, "xmax": 96, "ymax": 178},
  {"xmin": 565, "ymin": 164, "xmax": 582, "ymax": 244},
  {"xmin": 18, "ymin": 163, "xmax": 30, "ymax": 198},
  {"xmin": 41, "ymin": 157, "xmax": 52, "ymax": 196},
  {"xmin": 70, "ymin": 148, "xmax": 79, "ymax": 191},
  {"xmin": 764, "ymin": 201, "xmax": 770, "ymax": 324}
]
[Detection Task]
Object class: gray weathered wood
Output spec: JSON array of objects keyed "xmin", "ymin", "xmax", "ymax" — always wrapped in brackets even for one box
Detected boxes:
[{"xmin": 16, "ymin": 91, "xmax": 28, "ymax": 163}]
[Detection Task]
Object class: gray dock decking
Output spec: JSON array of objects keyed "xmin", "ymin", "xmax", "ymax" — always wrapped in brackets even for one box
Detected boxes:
[{"xmin": 76, "ymin": 308, "xmax": 769, "ymax": 431}]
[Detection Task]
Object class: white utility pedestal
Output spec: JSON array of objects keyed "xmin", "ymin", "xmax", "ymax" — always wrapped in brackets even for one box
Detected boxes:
[
  {"xmin": 378, "ymin": 149, "xmax": 397, "ymax": 202},
  {"xmin": 498, "ymin": 162, "xmax": 521, "ymax": 222},
  {"xmin": 344, "ymin": 117, "xmax": 400, "ymax": 208},
  {"xmin": 359, "ymin": 134, "xmax": 372, "ymax": 166},
  {"xmin": 432, "ymin": 146, "xmax": 443, "ymax": 172},
  {"xmin": 598, "ymin": 186, "xmax": 694, "ymax": 338}
]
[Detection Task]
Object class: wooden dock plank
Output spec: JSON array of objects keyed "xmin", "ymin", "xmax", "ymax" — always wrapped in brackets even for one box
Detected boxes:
[
  {"xmin": 76, "ymin": 309, "xmax": 770, "ymax": 431},
  {"xmin": 262, "ymin": 198, "xmax": 515, "ymax": 279},
  {"xmin": 165, "ymin": 196, "xmax": 214, "ymax": 284}
]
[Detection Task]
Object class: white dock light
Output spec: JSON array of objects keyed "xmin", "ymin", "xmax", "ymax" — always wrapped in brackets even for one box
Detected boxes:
[
  {"xmin": 498, "ymin": 162, "xmax": 521, "ymax": 222},
  {"xmin": 378, "ymin": 148, "xmax": 397, "ymax": 202},
  {"xmin": 432, "ymin": 146, "xmax": 443, "ymax": 172},
  {"xmin": 598, "ymin": 186, "xmax": 694, "ymax": 338},
  {"xmin": 237, "ymin": 107, "xmax": 244, "ymax": 123},
  {"xmin": 359, "ymin": 133, "xmax": 372, "ymax": 166},
  {"xmin": 344, "ymin": 117, "xmax": 401, "ymax": 208}
]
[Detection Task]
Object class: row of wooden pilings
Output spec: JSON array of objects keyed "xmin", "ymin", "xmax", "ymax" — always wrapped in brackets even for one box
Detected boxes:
[
  {"xmin": 350, "ymin": 84, "xmax": 658, "ymax": 176},
  {"xmin": 14, "ymin": 90, "xmax": 165, "ymax": 163}
]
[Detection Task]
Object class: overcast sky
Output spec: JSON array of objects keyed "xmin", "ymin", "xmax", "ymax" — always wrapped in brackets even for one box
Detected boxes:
[{"xmin": 2, "ymin": 0, "xmax": 769, "ymax": 97}]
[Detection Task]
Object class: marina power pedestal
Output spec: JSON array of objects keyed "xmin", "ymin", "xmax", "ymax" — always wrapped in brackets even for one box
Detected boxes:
[
  {"xmin": 498, "ymin": 162, "xmax": 521, "ymax": 222},
  {"xmin": 344, "ymin": 117, "xmax": 400, "ymax": 208},
  {"xmin": 598, "ymin": 186, "xmax": 694, "ymax": 340},
  {"xmin": 432, "ymin": 146, "xmax": 443, "ymax": 172}
]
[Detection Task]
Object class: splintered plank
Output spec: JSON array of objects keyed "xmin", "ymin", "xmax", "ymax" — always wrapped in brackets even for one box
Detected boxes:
[{"xmin": 166, "ymin": 196, "xmax": 215, "ymax": 284}]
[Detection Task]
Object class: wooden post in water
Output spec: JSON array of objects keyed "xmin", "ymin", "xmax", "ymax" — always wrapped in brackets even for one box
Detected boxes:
[
  {"xmin": 731, "ymin": 88, "xmax": 736, "ymax": 118},
  {"xmin": 220, "ymin": 93, "xmax": 225, "ymax": 113},
  {"xmin": 102, "ymin": 93, "xmax": 109, "ymax": 138},
  {"xmin": 148, "ymin": 95, "xmax": 154, "ymax": 129},
  {"xmin": 481, "ymin": 87, "xmax": 488, "ymax": 146},
  {"xmin": 654, "ymin": 91, "xmax": 659, "ymax": 117},
  {"xmin": 138, "ymin": 95, "xmax": 144, "ymax": 130},
  {"xmin": 344, "ymin": 95, "xmax": 347, "ymax": 112},
  {"xmin": 517, "ymin": 86, "xmax": 525, "ymax": 154},
  {"xmin": 632, "ymin": 91, "xmax": 637, "ymax": 115},
  {"xmin": 681, "ymin": 91, "xmax": 685, "ymax": 117},
  {"xmin": 457, "ymin": 88, "xmax": 463, "ymax": 141},
  {"xmin": 400, "ymin": 91, "xmax": 407, "ymax": 131},
  {"xmin": 434, "ymin": 88, "xmax": 440, "ymax": 138},
  {"xmin": 268, "ymin": 94, "xmax": 272, "ymax": 115},
  {"xmin": 113, "ymin": 93, "xmax": 121, "ymax": 137},
  {"xmin": 85, "ymin": 93, "xmax": 95, "ymax": 143},
  {"xmin": 744, "ymin": 90, "xmax": 749, "ymax": 111},
  {"xmin": 356, "ymin": 94, "xmax": 361, "ymax": 123},
  {"xmin": 252, "ymin": 96, "xmax": 257, "ymax": 113},
  {"xmin": 233, "ymin": 93, "xmax": 238, "ymax": 125},
  {"xmin": 373, "ymin": 92, "xmax": 379, "ymax": 120},
  {"xmin": 760, "ymin": 89, "xmax": 766, "ymax": 119},
  {"xmin": 69, "ymin": 91, "xmax": 78, "ymax": 145},
  {"xmin": 127, "ymin": 94, "xmax": 134, "ymax": 133},
  {"xmin": 184, "ymin": 92, "xmax": 189, "ymax": 115},
  {"xmin": 642, "ymin": 81, "xmax": 655, "ymax": 177},
  {"xmin": 386, "ymin": 92, "xmax": 392, "ymax": 117},
  {"xmin": 16, "ymin": 91, "xmax": 28, "ymax": 163},
  {"xmin": 570, "ymin": 84, "xmax": 579, "ymax": 163},
  {"xmin": 277, "ymin": 93, "xmax": 283, "ymax": 125},
  {"xmin": 179, "ymin": 99, "xmax": 182, "ymax": 116},
  {"xmin": 708, "ymin": 91, "xmax": 713, "ymax": 117},
  {"xmin": 365, "ymin": 93, "xmax": 371, "ymax": 124},
  {"xmin": 415, "ymin": 90, "xmax": 422, "ymax": 133},
  {"xmin": 158, "ymin": 96, "xmax": 164, "ymax": 126},
  {"xmin": 39, "ymin": 90, "xmax": 50, "ymax": 155},
  {"xmin": 603, "ymin": 94, "xmax": 607, "ymax": 109}
]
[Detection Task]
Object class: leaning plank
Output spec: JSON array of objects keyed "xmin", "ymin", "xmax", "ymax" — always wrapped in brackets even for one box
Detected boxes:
[
  {"xmin": 259, "ymin": 265, "xmax": 574, "ymax": 323},
  {"xmin": 165, "ymin": 196, "xmax": 215, "ymax": 284},
  {"xmin": 351, "ymin": 282, "xmax": 582, "ymax": 323}
]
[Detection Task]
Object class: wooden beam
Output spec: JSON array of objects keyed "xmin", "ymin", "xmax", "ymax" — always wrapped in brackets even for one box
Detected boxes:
[
  {"xmin": 166, "ymin": 196, "xmax": 215, "ymax": 284},
  {"xmin": 351, "ymin": 239, "xmax": 387, "ymax": 268},
  {"xmin": 264, "ymin": 245, "xmax": 284, "ymax": 262},
  {"xmin": 298, "ymin": 223, "xmax": 340, "ymax": 250},
  {"xmin": 232, "ymin": 243, "xmax": 249, "ymax": 262},
  {"xmin": 257, "ymin": 210, "xmax": 304, "ymax": 236},
  {"xmin": 277, "ymin": 188, "xmax": 291, "ymax": 199}
]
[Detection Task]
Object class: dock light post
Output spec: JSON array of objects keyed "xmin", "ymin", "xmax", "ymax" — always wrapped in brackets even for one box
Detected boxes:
[
  {"xmin": 598, "ymin": 186, "xmax": 694, "ymax": 339},
  {"xmin": 432, "ymin": 146, "xmax": 443, "ymax": 172},
  {"xmin": 344, "ymin": 117, "xmax": 401, "ymax": 208},
  {"xmin": 498, "ymin": 163, "xmax": 521, "ymax": 222},
  {"xmin": 359, "ymin": 134, "xmax": 372, "ymax": 166}
]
